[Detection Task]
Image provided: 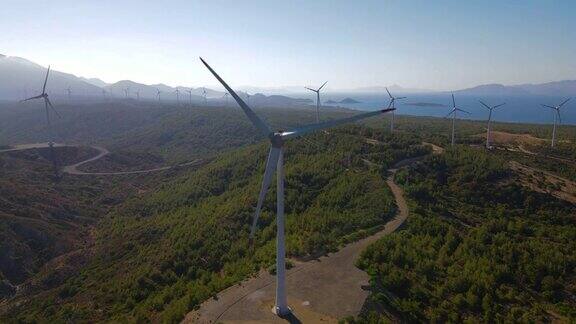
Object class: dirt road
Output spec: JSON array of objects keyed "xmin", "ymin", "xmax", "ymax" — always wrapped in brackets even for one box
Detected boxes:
[{"xmin": 0, "ymin": 142, "xmax": 202, "ymax": 176}]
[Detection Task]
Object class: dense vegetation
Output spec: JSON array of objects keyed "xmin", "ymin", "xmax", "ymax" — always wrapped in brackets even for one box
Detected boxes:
[
  {"xmin": 348, "ymin": 147, "xmax": 576, "ymax": 323},
  {"xmin": 1, "ymin": 125, "xmax": 427, "ymax": 323}
]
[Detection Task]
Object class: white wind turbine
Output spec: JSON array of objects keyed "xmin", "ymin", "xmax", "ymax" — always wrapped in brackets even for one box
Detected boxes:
[
  {"xmin": 446, "ymin": 94, "xmax": 470, "ymax": 146},
  {"xmin": 185, "ymin": 88, "xmax": 193, "ymax": 106},
  {"xmin": 541, "ymin": 98, "xmax": 570, "ymax": 148},
  {"xmin": 174, "ymin": 89, "xmax": 181, "ymax": 105},
  {"xmin": 123, "ymin": 87, "xmax": 130, "ymax": 98},
  {"xmin": 134, "ymin": 89, "xmax": 141, "ymax": 101},
  {"xmin": 200, "ymin": 57, "xmax": 394, "ymax": 316},
  {"xmin": 479, "ymin": 100, "xmax": 505, "ymax": 149},
  {"xmin": 202, "ymin": 87, "xmax": 207, "ymax": 106},
  {"xmin": 385, "ymin": 87, "xmax": 406, "ymax": 132},
  {"xmin": 21, "ymin": 66, "xmax": 61, "ymax": 175},
  {"xmin": 223, "ymin": 92, "xmax": 230, "ymax": 106},
  {"xmin": 156, "ymin": 89, "xmax": 162, "ymax": 102},
  {"xmin": 305, "ymin": 81, "xmax": 328, "ymax": 123}
]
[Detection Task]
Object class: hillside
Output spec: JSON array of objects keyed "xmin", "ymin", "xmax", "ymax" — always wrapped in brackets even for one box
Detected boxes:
[
  {"xmin": 0, "ymin": 126, "xmax": 427, "ymax": 322},
  {"xmin": 349, "ymin": 147, "xmax": 576, "ymax": 323}
]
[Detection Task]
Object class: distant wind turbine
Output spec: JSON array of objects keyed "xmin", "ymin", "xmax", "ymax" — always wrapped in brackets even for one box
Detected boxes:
[
  {"xmin": 541, "ymin": 98, "xmax": 571, "ymax": 148},
  {"xmin": 156, "ymin": 89, "xmax": 162, "ymax": 102},
  {"xmin": 202, "ymin": 87, "xmax": 207, "ymax": 106},
  {"xmin": 200, "ymin": 57, "xmax": 394, "ymax": 317},
  {"xmin": 446, "ymin": 94, "xmax": 470, "ymax": 146},
  {"xmin": 479, "ymin": 100, "xmax": 505, "ymax": 149},
  {"xmin": 223, "ymin": 92, "xmax": 229, "ymax": 107},
  {"xmin": 65, "ymin": 86, "xmax": 72, "ymax": 100},
  {"xmin": 385, "ymin": 87, "xmax": 406, "ymax": 132},
  {"xmin": 134, "ymin": 89, "xmax": 140, "ymax": 101},
  {"xmin": 174, "ymin": 89, "xmax": 181, "ymax": 105},
  {"xmin": 21, "ymin": 66, "xmax": 61, "ymax": 176},
  {"xmin": 305, "ymin": 81, "xmax": 327, "ymax": 123},
  {"xmin": 123, "ymin": 87, "xmax": 130, "ymax": 98},
  {"xmin": 185, "ymin": 88, "xmax": 193, "ymax": 106}
]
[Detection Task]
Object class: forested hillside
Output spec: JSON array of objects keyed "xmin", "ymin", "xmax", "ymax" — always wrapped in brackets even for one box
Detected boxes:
[
  {"xmin": 1, "ymin": 126, "xmax": 426, "ymax": 323},
  {"xmin": 348, "ymin": 147, "xmax": 576, "ymax": 323}
]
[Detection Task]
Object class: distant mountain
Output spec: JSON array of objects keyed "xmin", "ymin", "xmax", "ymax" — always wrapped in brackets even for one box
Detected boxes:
[
  {"xmin": 515, "ymin": 80, "xmax": 576, "ymax": 97},
  {"xmin": 453, "ymin": 84, "xmax": 529, "ymax": 96},
  {"xmin": 454, "ymin": 81, "xmax": 576, "ymax": 97},
  {"xmin": 0, "ymin": 55, "xmax": 103, "ymax": 100},
  {"xmin": 79, "ymin": 77, "xmax": 108, "ymax": 88},
  {"xmin": 339, "ymin": 97, "xmax": 361, "ymax": 104}
]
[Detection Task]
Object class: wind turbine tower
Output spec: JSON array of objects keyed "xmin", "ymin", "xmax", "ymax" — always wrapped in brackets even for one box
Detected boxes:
[
  {"xmin": 385, "ymin": 87, "xmax": 406, "ymax": 132},
  {"xmin": 156, "ymin": 89, "xmax": 162, "ymax": 102},
  {"xmin": 446, "ymin": 94, "xmax": 470, "ymax": 146},
  {"xmin": 174, "ymin": 89, "xmax": 181, "ymax": 105},
  {"xmin": 305, "ymin": 81, "xmax": 327, "ymax": 123},
  {"xmin": 200, "ymin": 57, "xmax": 394, "ymax": 317},
  {"xmin": 479, "ymin": 100, "xmax": 505, "ymax": 149},
  {"xmin": 223, "ymin": 92, "xmax": 229, "ymax": 107},
  {"xmin": 134, "ymin": 89, "xmax": 140, "ymax": 101},
  {"xmin": 202, "ymin": 87, "xmax": 207, "ymax": 106},
  {"xmin": 185, "ymin": 89, "xmax": 193, "ymax": 106},
  {"xmin": 541, "ymin": 98, "xmax": 571, "ymax": 148},
  {"xmin": 21, "ymin": 66, "xmax": 61, "ymax": 176},
  {"xmin": 123, "ymin": 87, "xmax": 130, "ymax": 98}
]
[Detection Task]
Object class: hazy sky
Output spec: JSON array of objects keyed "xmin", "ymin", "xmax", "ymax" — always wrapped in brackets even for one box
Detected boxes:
[{"xmin": 2, "ymin": 0, "xmax": 575, "ymax": 90}]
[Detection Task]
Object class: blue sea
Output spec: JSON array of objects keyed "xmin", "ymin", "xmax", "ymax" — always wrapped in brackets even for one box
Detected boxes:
[{"xmin": 322, "ymin": 93, "xmax": 576, "ymax": 126}]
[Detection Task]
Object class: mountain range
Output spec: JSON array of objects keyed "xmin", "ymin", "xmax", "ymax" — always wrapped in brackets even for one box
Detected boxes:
[{"xmin": 0, "ymin": 53, "xmax": 574, "ymax": 104}]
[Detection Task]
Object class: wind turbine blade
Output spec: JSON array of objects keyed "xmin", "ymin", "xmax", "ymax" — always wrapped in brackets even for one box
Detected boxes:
[
  {"xmin": 444, "ymin": 109, "xmax": 455, "ymax": 119},
  {"xmin": 200, "ymin": 57, "xmax": 272, "ymax": 137},
  {"xmin": 42, "ymin": 66, "xmax": 51, "ymax": 93},
  {"xmin": 20, "ymin": 94, "xmax": 44, "ymax": 102},
  {"xmin": 318, "ymin": 81, "xmax": 328, "ymax": 91},
  {"xmin": 456, "ymin": 108, "xmax": 471, "ymax": 114},
  {"xmin": 397, "ymin": 96, "xmax": 407, "ymax": 100},
  {"xmin": 250, "ymin": 147, "xmax": 281, "ymax": 238},
  {"xmin": 386, "ymin": 87, "xmax": 392, "ymax": 98},
  {"xmin": 281, "ymin": 108, "xmax": 394, "ymax": 139},
  {"xmin": 558, "ymin": 98, "xmax": 571, "ymax": 108},
  {"xmin": 493, "ymin": 103, "xmax": 506, "ymax": 109},
  {"xmin": 479, "ymin": 100, "xmax": 491, "ymax": 110},
  {"xmin": 45, "ymin": 97, "xmax": 61, "ymax": 118},
  {"xmin": 557, "ymin": 110, "xmax": 562, "ymax": 124},
  {"xmin": 304, "ymin": 87, "xmax": 317, "ymax": 92},
  {"xmin": 541, "ymin": 104, "xmax": 556, "ymax": 109},
  {"xmin": 452, "ymin": 94, "xmax": 456, "ymax": 108}
]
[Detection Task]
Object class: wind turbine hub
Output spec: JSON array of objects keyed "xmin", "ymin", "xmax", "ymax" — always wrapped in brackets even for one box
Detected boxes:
[{"xmin": 270, "ymin": 133, "xmax": 284, "ymax": 147}]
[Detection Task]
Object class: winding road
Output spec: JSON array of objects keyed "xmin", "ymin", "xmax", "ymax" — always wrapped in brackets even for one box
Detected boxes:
[
  {"xmin": 184, "ymin": 143, "xmax": 443, "ymax": 324},
  {"xmin": 0, "ymin": 142, "xmax": 203, "ymax": 176}
]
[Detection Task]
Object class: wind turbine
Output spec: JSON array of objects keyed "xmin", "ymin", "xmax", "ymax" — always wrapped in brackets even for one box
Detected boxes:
[
  {"xmin": 185, "ymin": 88, "xmax": 193, "ymax": 106},
  {"xmin": 223, "ymin": 92, "xmax": 229, "ymax": 107},
  {"xmin": 541, "ymin": 98, "xmax": 571, "ymax": 148},
  {"xmin": 202, "ymin": 87, "xmax": 207, "ymax": 106},
  {"xmin": 385, "ymin": 87, "xmax": 406, "ymax": 132},
  {"xmin": 200, "ymin": 57, "xmax": 394, "ymax": 317},
  {"xmin": 305, "ymin": 81, "xmax": 327, "ymax": 123},
  {"xmin": 446, "ymin": 94, "xmax": 470, "ymax": 146},
  {"xmin": 173, "ymin": 89, "xmax": 181, "ymax": 105},
  {"xmin": 134, "ymin": 89, "xmax": 140, "ymax": 101},
  {"xmin": 123, "ymin": 87, "xmax": 130, "ymax": 98},
  {"xmin": 65, "ymin": 86, "xmax": 72, "ymax": 100},
  {"xmin": 246, "ymin": 93, "xmax": 251, "ymax": 105},
  {"xmin": 479, "ymin": 100, "xmax": 505, "ymax": 149},
  {"xmin": 21, "ymin": 66, "xmax": 61, "ymax": 175},
  {"xmin": 156, "ymin": 88, "xmax": 162, "ymax": 102}
]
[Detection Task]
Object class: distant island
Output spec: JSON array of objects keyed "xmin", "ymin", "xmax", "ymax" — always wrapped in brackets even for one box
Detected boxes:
[{"xmin": 325, "ymin": 97, "xmax": 361, "ymax": 105}]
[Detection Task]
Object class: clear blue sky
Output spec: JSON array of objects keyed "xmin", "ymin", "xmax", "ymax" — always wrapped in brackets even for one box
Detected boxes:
[{"xmin": 2, "ymin": 0, "xmax": 575, "ymax": 90}]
